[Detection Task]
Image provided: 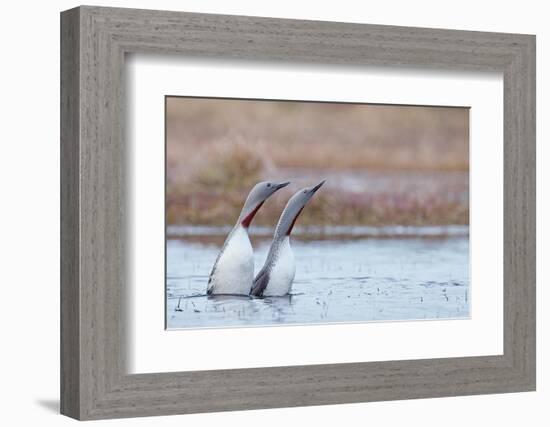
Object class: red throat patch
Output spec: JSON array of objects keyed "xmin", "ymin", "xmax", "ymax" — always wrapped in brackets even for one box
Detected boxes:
[
  {"xmin": 241, "ymin": 201, "xmax": 265, "ymax": 228},
  {"xmin": 286, "ymin": 207, "xmax": 304, "ymax": 235}
]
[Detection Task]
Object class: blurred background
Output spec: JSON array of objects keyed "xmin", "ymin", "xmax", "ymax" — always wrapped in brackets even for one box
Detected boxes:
[
  {"xmin": 166, "ymin": 97, "xmax": 469, "ymax": 231},
  {"xmin": 165, "ymin": 97, "xmax": 470, "ymax": 327}
]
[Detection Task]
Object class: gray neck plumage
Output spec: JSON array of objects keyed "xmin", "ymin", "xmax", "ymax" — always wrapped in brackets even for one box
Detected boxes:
[
  {"xmin": 262, "ymin": 202, "xmax": 300, "ymax": 266},
  {"xmin": 273, "ymin": 200, "xmax": 302, "ymax": 242},
  {"xmin": 237, "ymin": 196, "xmax": 264, "ymax": 229},
  {"xmin": 268, "ymin": 182, "xmax": 323, "ymax": 251}
]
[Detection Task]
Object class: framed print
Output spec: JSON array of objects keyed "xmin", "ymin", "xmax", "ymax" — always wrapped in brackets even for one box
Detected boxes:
[
  {"xmin": 60, "ymin": 6, "xmax": 536, "ymax": 420},
  {"xmin": 165, "ymin": 98, "xmax": 471, "ymax": 330}
]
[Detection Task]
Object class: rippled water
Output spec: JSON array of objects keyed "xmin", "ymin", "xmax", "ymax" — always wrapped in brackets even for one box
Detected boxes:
[{"xmin": 166, "ymin": 228, "xmax": 469, "ymax": 329}]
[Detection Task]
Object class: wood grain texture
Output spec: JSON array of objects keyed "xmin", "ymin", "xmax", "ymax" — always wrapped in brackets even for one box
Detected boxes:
[
  {"xmin": 60, "ymin": 5, "xmax": 536, "ymax": 420},
  {"xmin": 60, "ymin": 7, "xmax": 80, "ymax": 419}
]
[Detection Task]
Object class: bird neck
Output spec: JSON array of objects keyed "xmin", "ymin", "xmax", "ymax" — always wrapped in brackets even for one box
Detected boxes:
[
  {"xmin": 273, "ymin": 206, "xmax": 303, "ymax": 241},
  {"xmin": 238, "ymin": 200, "xmax": 265, "ymax": 229}
]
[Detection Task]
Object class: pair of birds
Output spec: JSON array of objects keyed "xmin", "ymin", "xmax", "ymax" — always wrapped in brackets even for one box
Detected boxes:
[{"xmin": 206, "ymin": 180, "xmax": 325, "ymax": 297}]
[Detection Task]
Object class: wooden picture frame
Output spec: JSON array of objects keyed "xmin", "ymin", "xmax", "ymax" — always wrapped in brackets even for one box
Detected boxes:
[{"xmin": 60, "ymin": 5, "xmax": 536, "ymax": 420}]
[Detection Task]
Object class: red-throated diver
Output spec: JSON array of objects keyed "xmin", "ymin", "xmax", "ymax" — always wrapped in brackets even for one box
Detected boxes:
[
  {"xmin": 250, "ymin": 180, "xmax": 325, "ymax": 297},
  {"xmin": 207, "ymin": 181, "xmax": 290, "ymax": 296}
]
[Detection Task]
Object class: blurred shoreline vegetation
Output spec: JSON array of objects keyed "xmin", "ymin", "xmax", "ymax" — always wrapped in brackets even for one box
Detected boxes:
[{"xmin": 166, "ymin": 98, "xmax": 469, "ymax": 227}]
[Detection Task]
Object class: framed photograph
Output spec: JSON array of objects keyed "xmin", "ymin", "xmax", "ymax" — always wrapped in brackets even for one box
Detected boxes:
[
  {"xmin": 165, "ymin": 97, "xmax": 470, "ymax": 330},
  {"xmin": 61, "ymin": 6, "xmax": 536, "ymax": 420}
]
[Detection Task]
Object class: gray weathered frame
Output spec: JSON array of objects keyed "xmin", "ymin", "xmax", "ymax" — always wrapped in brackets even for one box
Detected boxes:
[{"xmin": 60, "ymin": 5, "xmax": 536, "ymax": 420}]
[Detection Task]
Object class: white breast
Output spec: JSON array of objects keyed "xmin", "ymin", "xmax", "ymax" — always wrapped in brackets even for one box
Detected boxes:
[
  {"xmin": 263, "ymin": 237, "xmax": 296, "ymax": 296},
  {"xmin": 209, "ymin": 226, "xmax": 254, "ymax": 295}
]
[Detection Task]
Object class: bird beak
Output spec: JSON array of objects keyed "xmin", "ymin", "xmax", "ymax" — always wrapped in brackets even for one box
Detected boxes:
[
  {"xmin": 310, "ymin": 179, "xmax": 325, "ymax": 193},
  {"xmin": 275, "ymin": 181, "xmax": 291, "ymax": 190}
]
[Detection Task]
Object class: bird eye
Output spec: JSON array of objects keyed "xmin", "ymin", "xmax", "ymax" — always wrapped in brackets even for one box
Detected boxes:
[
  {"xmin": 267, "ymin": 183, "xmax": 271, "ymax": 187},
  {"xmin": 303, "ymin": 190, "xmax": 307, "ymax": 194}
]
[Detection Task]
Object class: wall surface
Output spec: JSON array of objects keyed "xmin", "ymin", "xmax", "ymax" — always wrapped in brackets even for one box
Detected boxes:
[{"xmin": 0, "ymin": 0, "xmax": 546, "ymax": 425}]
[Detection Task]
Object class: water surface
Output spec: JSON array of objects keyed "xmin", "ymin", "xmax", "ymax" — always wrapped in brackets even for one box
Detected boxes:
[{"xmin": 166, "ymin": 227, "xmax": 469, "ymax": 329}]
